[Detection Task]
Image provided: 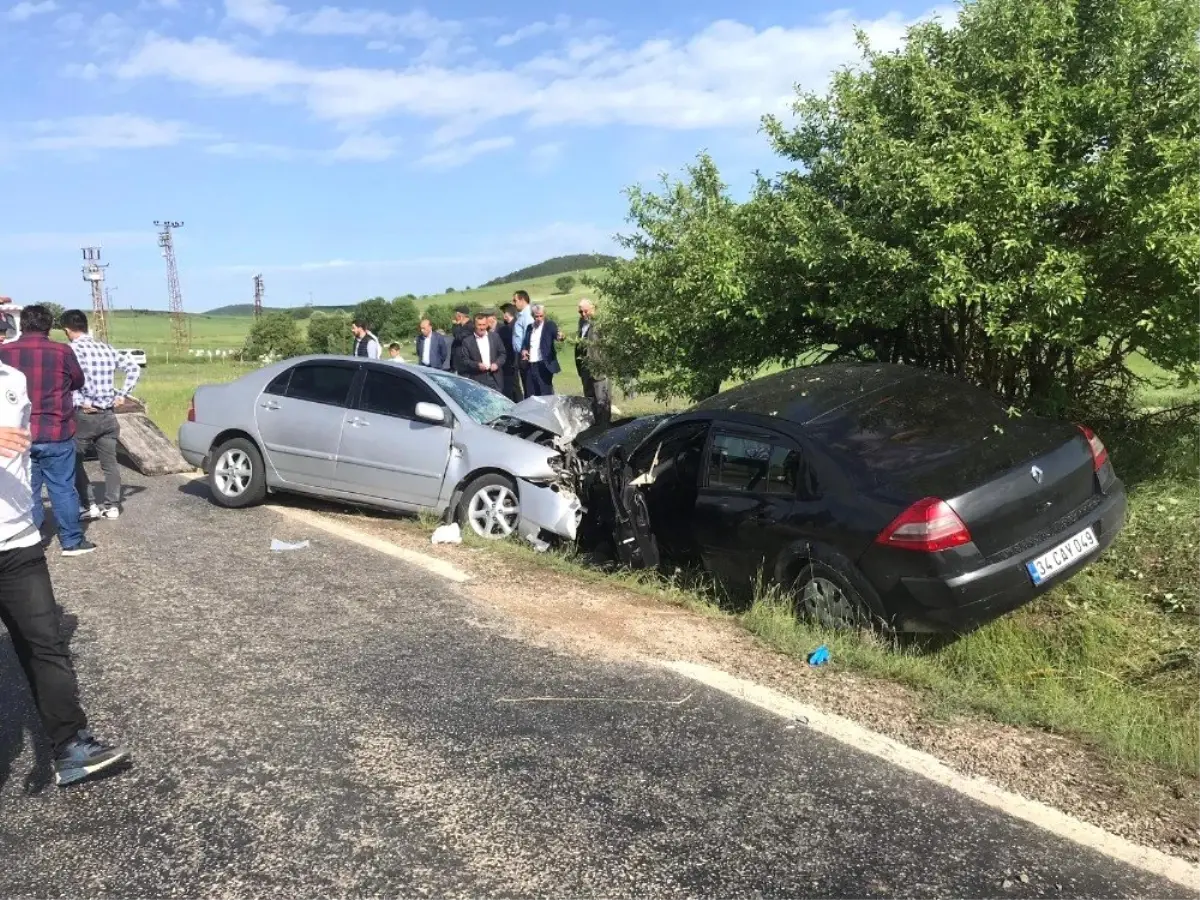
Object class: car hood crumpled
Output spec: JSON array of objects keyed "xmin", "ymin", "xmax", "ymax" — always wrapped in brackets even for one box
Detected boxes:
[{"xmin": 504, "ymin": 395, "xmax": 596, "ymax": 447}]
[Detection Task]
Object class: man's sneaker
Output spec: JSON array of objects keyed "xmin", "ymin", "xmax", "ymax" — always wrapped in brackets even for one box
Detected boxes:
[
  {"xmin": 54, "ymin": 729, "xmax": 130, "ymax": 787},
  {"xmin": 80, "ymin": 504, "xmax": 101, "ymax": 521},
  {"xmin": 100, "ymin": 505, "xmax": 121, "ymax": 520},
  {"xmin": 62, "ymin": 539, "xmax": 97, "ymax": 557}
]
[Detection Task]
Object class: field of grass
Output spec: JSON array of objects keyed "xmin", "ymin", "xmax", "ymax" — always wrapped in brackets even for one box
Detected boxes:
[{"xmin": 126, "ymin": 284, "xmax": 1198, "ymax": 774}]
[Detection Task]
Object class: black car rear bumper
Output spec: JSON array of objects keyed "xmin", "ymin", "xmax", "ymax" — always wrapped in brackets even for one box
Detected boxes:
[{"xmin": 861, "ymin": 484, "xmax": 1127, "ymax": 633}]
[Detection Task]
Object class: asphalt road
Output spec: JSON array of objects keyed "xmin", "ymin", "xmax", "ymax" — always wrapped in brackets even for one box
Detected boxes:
[{"xmin": 0, "ymin": 470, "xmax": 1189, "ymax": 899}]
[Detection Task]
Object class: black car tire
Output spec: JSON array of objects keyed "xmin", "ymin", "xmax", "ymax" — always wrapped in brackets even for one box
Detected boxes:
[
  {"xmin": 791, "ymin": 556, "xmax": 892, "ymax": 635},
  {"xmin": 208, "ymin": 437, "xmax": 268, "ymax": 509},
  {"xmin": 457, "ymin": 473, "xmax": 521, "ymax": 540}
]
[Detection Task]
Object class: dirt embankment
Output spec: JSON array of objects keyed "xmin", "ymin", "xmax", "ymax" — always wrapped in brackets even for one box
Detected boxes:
[{"xmin": 314, "ymin": 505, "xmax": 1200, "ymax": 864}]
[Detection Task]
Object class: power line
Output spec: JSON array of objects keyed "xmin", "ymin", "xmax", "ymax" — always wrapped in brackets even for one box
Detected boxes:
[
  {"xmin": 155, "ymin": 220, "xmax": 188, "ymax": 351},
  {"xmin": 81, "ymin": 247, "xmax": 110, "ymax": 343}
]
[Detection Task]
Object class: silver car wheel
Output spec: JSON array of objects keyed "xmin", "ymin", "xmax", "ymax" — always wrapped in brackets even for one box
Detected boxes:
[
  {"xmin": 467, "ymin": 484, "xmax": 519, "ymax": 539},
  {"xmin": 214, "ymin": 448, "xmax": 253, "ymax": 498}
]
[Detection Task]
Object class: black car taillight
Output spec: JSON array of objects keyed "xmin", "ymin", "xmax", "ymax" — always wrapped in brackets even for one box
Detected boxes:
[
  {"xmin": 875, "ymin": 497, "xmax": 972, "ymax": 553},
  {"xmin": 1077, "ymin": 425, "xmax": 1108, "ymax": 472}
]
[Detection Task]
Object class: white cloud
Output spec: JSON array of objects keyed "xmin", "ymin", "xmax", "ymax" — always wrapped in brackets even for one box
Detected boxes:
[
  {"xmin": 495, "ymin": 21, "xmax": 549, "ymax": 47},
  {"xmin": 223, "ymin": 0, "xmax": 287, "ymax": 32},
  {"xmin": 217, "ymin": 254, "xmax": 487, "ymax": 274},
  {"xmin": 61, "ymin": 61, "xmax": 101, "ymax": 80},
  {"xmin": 205, "ymin": 140, "xmax": 302, "ymax": 160},
  {"xmin": 529, "ymin": 141, "xmax": 564, "ymax": 173},
  {"xmin": 329, "ymin": 131, "xmax": 400, "ymax": 161},
  {"xmin": 416, "ymin": 136, "xmax": 514, "ymax": 170},
  {"xmin": 6, "ymin": 0, "xmax": 56, "ymax": 22},
  {"xmin": 22, "ymin": 114, "xmax": 203, "ymax": 151},
  {"xmin": 223, "ymin": 0, "xmax": 460, "ymax": 50},
  {"xmin": 116, "ymin": 8, "xmax": 950, "ymax": 144}
]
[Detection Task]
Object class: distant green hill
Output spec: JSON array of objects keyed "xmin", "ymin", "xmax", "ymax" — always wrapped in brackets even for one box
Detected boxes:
[
  {"xmin": 481, "ymin": 254, "xmax": 619, "ymax": 287},
  {"xmin": 207, "ymin": 303, "xmax": 354, "ymax": 317}
]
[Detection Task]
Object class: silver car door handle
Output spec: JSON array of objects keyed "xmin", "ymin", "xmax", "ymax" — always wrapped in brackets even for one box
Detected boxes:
[
  {"xmin": 347, "ymin": 417, "xmax": 369, "ymax": 427},
  {"xmin": 260, "ymin": 400, "xmax": 280, "ymax": 410}
]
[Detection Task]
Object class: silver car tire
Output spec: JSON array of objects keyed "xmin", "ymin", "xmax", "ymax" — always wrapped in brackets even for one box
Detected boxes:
[
  {"xmin": 208, "ymin": 437, "xmax": 268, "ymax": 509},
  {"xmin": 457, "ymin": 473, "xmax": 520, "ymax": 540}
]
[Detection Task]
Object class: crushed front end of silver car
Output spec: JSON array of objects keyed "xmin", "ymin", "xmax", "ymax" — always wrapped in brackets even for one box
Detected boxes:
[{"xmin": 486, "ymin": 396, "xmax": 597, "ymax": 541}]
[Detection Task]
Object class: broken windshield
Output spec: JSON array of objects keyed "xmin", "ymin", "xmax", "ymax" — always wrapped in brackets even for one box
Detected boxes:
[{"xmin": 425, "ymin": 371, "xmax": 515, "ymax": 425}]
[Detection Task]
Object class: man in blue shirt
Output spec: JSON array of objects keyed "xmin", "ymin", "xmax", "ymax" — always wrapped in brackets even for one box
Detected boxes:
[{"xmin": 510, "ymin": 290, "xmax": 533, "ymax": 399}]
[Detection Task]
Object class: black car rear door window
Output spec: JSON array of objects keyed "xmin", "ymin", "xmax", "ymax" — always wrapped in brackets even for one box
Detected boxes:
[
  {"xmin": 357, "ymin": 369, "xmax": 441, "ymax": 420},
  {"xmin": 285, "ymin": 364, "xmax": 357, "ymax": 407},
  {"xmin": 708, "ymin": 431, "xmax": 812, "ymax": 497}
]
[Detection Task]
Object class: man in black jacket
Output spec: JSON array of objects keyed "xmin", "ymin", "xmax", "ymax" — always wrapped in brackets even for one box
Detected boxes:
[
  {"xmin": 454, "ymin": 310, "xmax": 506, "ymax": 392},
  {"xmin": 448, "ymin": 305, "xmax": 472, "ymax": 360},
  {"xmin": 495, "ymin": 303, "xmax": 520, "ymax": 400}
]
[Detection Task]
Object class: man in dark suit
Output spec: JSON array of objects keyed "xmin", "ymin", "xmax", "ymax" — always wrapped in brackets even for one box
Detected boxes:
[
  {"xmin": 415, "ymin": 318, "xmax": 450, "ymax": 370},
  {"xmin": 495, "ymin": 303, "xmax": 520, "ymax": 401},
  {"xmin": 454, "ymin": 310, "xmax": 506, "ymax": 392},
  {"xmin": 519, "ymin": 303, "xmax": 564, "ymax": 397},
  {"xmin": 448, "ymin": 305, "xmax": 472, "ymax": 361}
]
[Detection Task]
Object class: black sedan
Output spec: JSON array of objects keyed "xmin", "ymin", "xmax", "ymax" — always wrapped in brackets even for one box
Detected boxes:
[{"xmin": 575, "ymin": 363, "xmax": 1126, "ymax": 634}]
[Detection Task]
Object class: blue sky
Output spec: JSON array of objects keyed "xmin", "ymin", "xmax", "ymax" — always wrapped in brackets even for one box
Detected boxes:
[{"xmin": 0, "ymin": 0, "xmax": 945, "ymax": 311}]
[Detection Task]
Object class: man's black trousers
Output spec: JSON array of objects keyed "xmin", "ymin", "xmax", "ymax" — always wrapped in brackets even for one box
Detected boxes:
[{"xmin": 0, "ymin": 543, "xmax": 87, "ymax": 752}]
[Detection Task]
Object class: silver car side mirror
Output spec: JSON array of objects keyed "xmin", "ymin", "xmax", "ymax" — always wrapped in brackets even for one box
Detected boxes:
[{"xmin": 415, "ymin": 402, "xmax": 447, "ymax": 425}]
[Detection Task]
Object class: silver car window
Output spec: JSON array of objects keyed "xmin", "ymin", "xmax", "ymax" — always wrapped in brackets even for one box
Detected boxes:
[{"xmin": 425, "ymin": 371, "xmax": 514, "ymax": 425}]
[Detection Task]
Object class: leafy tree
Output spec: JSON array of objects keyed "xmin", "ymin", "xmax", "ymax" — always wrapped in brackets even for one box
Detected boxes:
[
  {"xmin": 245, "ymin": 312, "xmax": 307, "ymax": 361},
  {"xmin": 290, "ymin": 307, "xmax": 315, "ymax": 321},
  {"xmin": 445, "ymin": 286, "xmax": 456, "ymax": 294},
  {"xmin": 307, "ymin": 310, "xmax": 352, "ymax": 354},
  {"xmin": 586, "ymin": 156, "xmax": 761, "ymax": 401},
  {"xmin": 352, "ymin": 297, "xmax": 390, "ymax": 333},
  {"xmin": 555, "ymin": 275, "xmax": 576, "ymax": 295},
  {"xmin": 422, "ymin": 302, "xmax": 457, "ymax": 333},
  {"xmin": 592, "ymin": 0, "xmax": 1200, "ymax": 416},
  {"xmin": 379, "ymin": 296, "xmax": 421, "ymax": 344},
  {"xmin": 43, "ymin": 302, "xmax": 66, "ymax": 327}
]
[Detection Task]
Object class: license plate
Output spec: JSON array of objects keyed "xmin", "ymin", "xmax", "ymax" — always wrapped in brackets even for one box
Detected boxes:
[{"xmin": 1025, "ymin": 526, "xmax": 1099, "ymax": 586}]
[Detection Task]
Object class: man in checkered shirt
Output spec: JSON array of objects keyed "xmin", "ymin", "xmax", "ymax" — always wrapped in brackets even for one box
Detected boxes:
[{"xmin": 60, "ymin": 310, "xmax": 141, "ymax": 520}]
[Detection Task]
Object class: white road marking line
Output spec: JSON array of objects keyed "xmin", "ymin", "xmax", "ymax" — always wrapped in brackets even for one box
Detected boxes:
[
  {"xmin": 270, "ymin": 505, "xmax": 472, "ymax": 583},
  {"xmin": 662, "ymin": 660, "xmax": 1200, "ymax": 892}
]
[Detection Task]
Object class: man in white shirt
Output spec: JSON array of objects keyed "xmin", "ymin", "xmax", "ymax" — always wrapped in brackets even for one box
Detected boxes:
[
  {"xmin": 415, "ymin": 318, "xmax": 450, "ymax": 370},
  {"xmin": 453, "ymin": 310, "xmax": 505, "ymax": 392},
  {"xmin": 0, "ymin": 361, "xmax": 129, "ymax": 786},
  {"xmin": 519, "ymin": 303, "xmax": 564, "ymax": 396}
]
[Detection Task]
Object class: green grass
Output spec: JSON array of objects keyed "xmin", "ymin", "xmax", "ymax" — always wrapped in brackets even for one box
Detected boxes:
[{"xmin": 418, "ymin": 267, "xmax": 608, "ymax": 323}]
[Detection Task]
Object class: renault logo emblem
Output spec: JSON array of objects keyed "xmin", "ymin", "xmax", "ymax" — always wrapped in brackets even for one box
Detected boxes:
[{"xmin": 1031, "ymin": 465, "xmax": 1044, "ymax": 484}]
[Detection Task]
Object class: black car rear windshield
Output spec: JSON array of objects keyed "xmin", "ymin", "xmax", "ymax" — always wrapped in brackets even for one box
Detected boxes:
[{"xmin": 809, "ymin": 379, "xmax": 1014, "ymax": 473}]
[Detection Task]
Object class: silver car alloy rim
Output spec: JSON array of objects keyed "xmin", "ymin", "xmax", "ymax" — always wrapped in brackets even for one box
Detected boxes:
[
  {"xmin": 468, "ymin": 485, "xmax": 519, "ymax": 538},
  {"xmin": 800, "ymin": 576, "xmax": 859, "ymax": 630},
  {"xmin": 214, "ymin": 449, "xmax": 253, "ymax": 497}
]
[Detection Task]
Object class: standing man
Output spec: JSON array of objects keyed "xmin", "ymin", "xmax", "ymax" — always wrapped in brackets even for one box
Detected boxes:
[
  {"xmin": 60, "ymin": 310, "xmax": 140, "ymax": 521},
  {"xmin": 495, "ymin": 304, "xmax": 520, "ymax": 400},
  {"xmin": 576, "ymin": 298, "xmax": 611, "ymax": 428},
  {"xmin": 454, "ymin": 310, "xmax": 506, "ymax": 392},
  {"xmin": 350, "ymin": 319, "xmax": 381, "ymax": 359},
  {"xmin": 510, "ymin": 290, "xmax": 534, "ymax": 392},
  {"xmin": 449, "ymin": 305, "xmax": 472, "ymax": 361},
  {"xmin": 0, "ymin": 375, "xmax": 129, "ymax": 787},
  {"xmin": 0, "ymin": 306, "xmax": 94, "ymax": 556},
  {"xmin": 520, "ymin": 303, "xmax": 564, "ymax": 397},
  {"xmin": 415, "ymin": 319, "xmax": 450, "ymax": 370}
]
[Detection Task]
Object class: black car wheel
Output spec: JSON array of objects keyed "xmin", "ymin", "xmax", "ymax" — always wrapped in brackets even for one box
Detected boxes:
[{"xmin": 791, "ymin": 559, "xmax": 887, "ymax": 634}]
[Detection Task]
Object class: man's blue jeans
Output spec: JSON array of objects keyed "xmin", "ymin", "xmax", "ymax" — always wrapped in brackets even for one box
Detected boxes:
[{"xmin": 31, "ymin": 440, "xmax": 84, "ymax": 549}]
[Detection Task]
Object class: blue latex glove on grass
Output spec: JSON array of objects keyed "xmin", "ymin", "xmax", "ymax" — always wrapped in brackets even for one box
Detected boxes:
[{"xmin": 807, "ymin": 645, "xmax": 830, "ymax": 667}]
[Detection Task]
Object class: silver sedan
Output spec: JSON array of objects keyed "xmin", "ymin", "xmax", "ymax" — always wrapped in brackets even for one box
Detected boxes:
[{"xmin": 178, "ymin": 355, "xmax": 588, "ymax": 540}]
